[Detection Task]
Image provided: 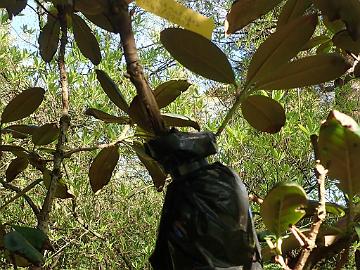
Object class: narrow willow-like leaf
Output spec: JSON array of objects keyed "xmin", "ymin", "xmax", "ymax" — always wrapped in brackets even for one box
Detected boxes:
[
  {"xmin": 6, "ymin": 156, "xmax": 29, "ymax": 182},
  {"xmin": 318, "ymin": 110, "xmax": 360, "ymax": 195},
  {"xmin": 277, "ymin": 0, "xmax": 312, "ymax": 28},
  {"xmin": 162, "ymin": 113, "xmax": 200, "ymax": 131},
  {"xmin": 246, "ymin": 14, "xmax": 317, "ymax": 86},
  {"xmin": 333, "ymin": 30, "xmax": 360, "ymax": 55},
  {"xmin": 260, "ymin": 182, "xmax": 307, "ymax": 237},
  {"xmin": 241, "ymin": 95, "xmax": 286, "ymax": 133},
  {"xmin": 256, "ymin": 54, "xmax": 350, "ymax": 90},
  {"xmin": 38, "ymin": 17, "xmax": 60, "ymax": 62},
  {"xmin": 85, "ymin": 108, "xmax": 130, "ymax": 124},
  {"xmin": 43, "ymin": 170, "xmax": 74, "ymax": 199},
  {"xmin": 225, "ymin": 0, "xmax": 283, "ymax": 34},
  {"xmin": 89, "ymin": 145, "xmax": 119, "ymax": 193},
  {"xmin": 160, "ymin": 28, "xmax": 235, "ymax": 84},
  {"xmin": 72, "ymin": 14, "xmax": 101, "ymax": 65},
  {"xmin": 31, "ymin": 123, "xmax": 59, "ymax": 146},
  {"xmin": 95, "ymin": 69, "xmax": 129, "ymax": 114},
  {"xmin": 1, "ymin": 87, "xmax": 45, "ymax": 124},
  {"xmin": 154, "ymin": 80, "xmax": 191, "ymax": 108}
]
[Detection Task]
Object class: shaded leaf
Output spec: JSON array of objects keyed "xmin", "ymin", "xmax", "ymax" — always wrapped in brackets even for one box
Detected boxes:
[
  {"xmin": 43, "ymin": 170, "xmax": 74, "ymax": 199},
  {"xmin": 256, "ymin": 54, "xmax": 350, "ymax": 90},
  {"xmin": 246, "ymin": 14, "xmax": 317, "ymax": 86},
  {"xmin": 72, "ymin": 14, "xmax": 101, "ymax": 65},
  {"xmin": 128, "ymin": 95, "xmax": 153, "ymax": 132},
  {"xmin": 260, "ymin": 182, "xmax": 307, "ymax": 237},
  {"xmin": 305, "ymin": 200, "xmax": 345, "ymax": 217},
  {"xmin": 38, "ymin": 16, "xmax": 60, "ymax": 62},
  {"xmin": 354, "ymin": 62, "xmax": 360, "ymax": 78},
  {"xmin": 154, "ymin": 80, "xmax": 191, "ymax": 108},
  {"xmin": 302, "ymin": 35, "xmax": 330, "ymax": 51},
  {"xmin": 84, "ymin": 13, "xmax": 115, "ymax": 32},
  {"xmin": 162, "ymin": 113, "xmax": 200, "ymax": 131},
  {"xmin": 2, "ymin": 124, "xmax": 38, "ymax": 139},
  {"xmin": 89, "ymin": 145, "xmax": 119, "ymax": 193},
  {"xmin": 85, "ymin": 108, "xmax": 130, "ymax": 124},
  {"xmin": 31, "ymin": 123, "xmax": 59, "ymax": 146},
  {"xmin": 74, "ymin": 0, "xmax": 107, "ymax": 15},
  {"xmin": 277, "ymin": 0, "xmax": 312, "ymax": 28},
  {"xmin": 318, "ymin": 110, "xmax": 360, "ymax": 195},
  {"xmin": 132, "ymin": 142, "xmax": 167, "ymax": 190},
  {"xmin": 333, "ymin": 30, "xmax": 360, "ymax": 55},
  {"xmin": 6, "ymin": 156, "xmax": 29, "ymax": 182},
  {"xmin": 0, "ymin": 145, "xmax": 27, "ymax": 154},
  {"xmin": 95, "ymin": 69, "xmax": 129, "ymax": 113},
  {"xmin": 1, "ymin": 0, "xmax": 27, "ymax": 18},
  {"xmin": 13, "ymin": 226, "xmax": 50, "ymax": 251},
  {"xmin": 241, "ymin": 95, "xmax": 285, "ymax": 133},
  {"xmin": 1, "ymin": 87, "xmax": 45, "ymax": 124},
  {"xmin": 225, "ymin": 0, "xmax": 283, "ymax": 34},
  {"xmin": 160, "ymin": 28, "xmax": 235, "ymax": 84}
]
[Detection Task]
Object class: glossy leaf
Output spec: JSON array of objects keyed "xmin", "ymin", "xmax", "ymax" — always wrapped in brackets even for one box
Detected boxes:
[
  {"xmin": 277, "ymin": 0, "xmax": 312, "ymax": 28},
  {"xmin": 6, "ymin": 156, "xmax": 29, "ymax": 182},
  {"xmin": 1, "ymin": 87, "xmax": 45, "ymax": 124},
  {"xmin": 246, "ymin": 14, "xmax": 317, "ymax": 86},
  {"xmin": 85, "ymin": 108, "xmax": 130, "ymax": 124},
  {"xmin": 31, "ymin": 123, "xmax": 59, "ymax": 146},
  {"xmin": 162, "ymin": 113, "xmax": 200, "ymax": 131},
  {"xmin": 38, "ymin": 16, "xmax": 60, "ymax": 62},
  {"xmin": 160, "ymin": 28, "xmax": 235, "ymax": 84},
  {"xmin": 43, "ymin": 170, "xmax": 74, "ymax": 199},
  {"xmin": 323, "ymin": 17, "xmax": 346, "ymax": 34},
  {"xmin": 72, "ymin": 14, "xmax": 101, "ymax": 65},
  {"xmin": 154, "ymin": 80, "xmax": 191, "ymax": 108},
  {"xmin": 241, "ymin": 95, "xmax": 285, "ymax": 133},
  {"xmin": 260, "ymin": 182, "xmax": 307, "ymax": 237},
  {"xmin": 333, "ymin": 30, "xmax": 360, "ymax": 54},
  {"xmin": 318, "ymin": 110, "xmax": 360, "ymax": 195},
  {"xmin": 95, "ymin": 69, "xmax": 129, "ymax": 114},
  {"xmin": 225, "ymin": 0, "xmax": 283, "ymax": 34},
  {"xmin": 2, "ymin": 124, "xmax": 38, "ymax": 139},
  {"xmin": 256, "ymin": 54, "xmax": 350, "ymax": 90},
  {"xmin": 132, "ymin": 142, "xmax": 167, "ymax": 190},
  {"xmin": 89, "ymin": 145, "xmax": 119, "ymax": 193},
  {"xmin": 4, "ymin": 231, "xmax": 44, "ymax": 266}
]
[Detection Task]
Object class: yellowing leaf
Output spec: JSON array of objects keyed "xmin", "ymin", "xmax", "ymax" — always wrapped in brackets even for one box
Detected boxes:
[
  {"xmin": 72, "ymin": 14, "xmax": 101, "ymax": 65},
  {"xmin": 38, "ymin": 17, "xmax": 60, "ymax": 63},
  {"xmin": 1, "ymin": 87, "xmax": 45, "ymax": 124},
  {"xmin": 241, "ymin": 95, "xmax": 286, "ymax": 133},
  {"xmin": 225, "ymin": 0, "xmax": 283, "ymax": 35},
  {"xmin": 256, "ymin": 54, "xmax": 350, "ymax": 90},
  {"xmin": 6, "ymin": 156, "xmax": 29, "ymax": 182},
  {"xmin": 277, "ymin": 0, "xmax": 312, "ymax": 28},
  {"xmin": 154, "ymin": 80, "xmax": 191, "ymax": 108},
  {"xmin": 333, "ymin": 30, "xmax": 360, "ymax": 55},
  {"xmin": 31, "ymin": 123, "xmax": 59, "ymax": 146},
  {"xmin": 85, "ymin": 108, "xmax": 130, "ymax": 124},
  {"xmin": 246, "ymin": 14, "xmax": 317, "ymax": 86},
  {"xmin": 161, "ymin": 28, "xmax": 235, "ymax": 84},
  {"xmin": 89, "ymin": 146, "xmax": 119, "ymax": 193},
  {"xmin": 136, "ymin": 0, "xmax": 215, "ymax": 39}
]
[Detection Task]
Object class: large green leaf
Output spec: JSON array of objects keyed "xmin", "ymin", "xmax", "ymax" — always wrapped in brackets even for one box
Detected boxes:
[
  {"xmin": 89, "ymin": 145, "xmax": 119, "ymax": 193},
  {"xmin": 333, "ymin": 30, "xmax": 360, "ymax": 54},
  {"xmin": 85, "ymin": 108, "xmax": 130, "ymax": 124},
  {"xmin": 6, "ymin": 156, "xmax": 29, "ymax": 182},
  {"xmin": 13, "ymin": 226, "xmax": 50, "ymax": 251},
  {"xmin": 43, "ymin": 170, "xmax": 74, "ymax": 199},
  {"xmin": 132, "ymin": 142, "xmax": 167, "ymax": 190},
  {"xmin": 160, "ymin": 28, "xmax": 235, "ymax": 84},
  {"xmin": 260, "ymin": 182, "xmax": 307, "ymax": 237},
  {"xmin": 256, "ymin": 54, "xmax": 350, "ymax": 90},
  {"xmin": 31, "ymin": 123, "xmax": 59, "ymax": 146},
  {"xmin": 277, "ymin": 0, "xmax": 312, "ymax": 28},
  {"xmin": 38, "ymin": 16, "xmax": 60, "ymax": 63},
  {"xmin": 318, "ymin": 110, "xmax": 360, "ymax": 195},
  {"xmin": 225, "ymin": 0, "xmax": 283, "ymax": 34},
  {"xmin": 246, "ymin": 14, "xmax": 317, "ymax": 86},
  {"xmin": 95, "ymin": 69, "xmax": 129, "ymax": 114},
  {"xmin": 241, "ymin": 95, "xmax": 285, "ymax": 133},
  {"xmin": 72, "ymin": 14, "xmax": 101, "ymax": 65},
  {"xmin": 162, "ymin": 113, "xmax": 200, "ymax": 131},
  {"xmin": 154, "ymin": 80, "xmax": 191, "ymax": 108},
  {"xmin": 1, "ymin": 87, "xmax": 45, "ymax": 124}
]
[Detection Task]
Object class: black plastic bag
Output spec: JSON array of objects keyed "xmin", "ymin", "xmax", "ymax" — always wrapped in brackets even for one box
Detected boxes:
[{"xmin": 146, "ymin": 130, "xmax": 262, "ymax": 270}]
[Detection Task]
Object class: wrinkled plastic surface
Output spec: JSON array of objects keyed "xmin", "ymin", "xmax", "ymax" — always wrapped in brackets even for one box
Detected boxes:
[{"xmin": 147, "ymin": 130, "xmax": 262, "ymax": 270}]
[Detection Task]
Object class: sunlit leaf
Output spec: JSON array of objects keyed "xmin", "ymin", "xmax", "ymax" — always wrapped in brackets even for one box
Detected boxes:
[
  {"xmin": 333, "ymin": 30, "xmax": 360, "ymax": 55},
  {"xmin": 95, "ymin": 69, "xmax": 129, "ymax": 114},
  {"xmin": 246, "ymin": 14, "xmax": 317, "ymax": 86},
  {"xmin": 89, "ymin": 145, "xmax": 119, "ymax": 193},
  {"xmin": 241, "ymin": 95, "xmax": 285, "ymax": 133},
  {"xmin": 162, "ymin": 113, "xmax": 200, "ymax": 131},
  {"xmin": 160, "ymin": 28, "xmax": 235, "ymax": 84},
  {"xmin": 277, "ymin": 0, "xmax": 312, "ymax": 28},
  {"xmin": 154, "ymin": 80, "xmax": 191, "ymax": 108},
  {"xmin": 38, "ymin": 16, "xmax": 60, "ymax": 63},
  {"xmin": 85, "ymin": 108, "xmax": 130, "ymax": 124},
  {"xmin": 72, "ymin": 14, "xmax": 101, "ymax": 65},
  {"xmin": 43, "ymin": 170, "xmax": 74, "ymax": 199},
  {"xmin": 1, "ymin": 87, "xmax": 45, "ymax": 124},
  {"xmin": 0, "ymin": 145, "xmax": 27, "ymax": 154},
  {"xmin": 6, "ymin": 156, "xmax": 29, "ymax": 182},
  {"xmin": 318, "ymin": 110, "xmax": 360, "ymax": 195},
  {"xmin": 260, "ymin": 182, "xmax": 307, "ymax": 237},
  {"xmin": 225, "ymin": 0, "xmax": 283, "ymax": 34},
  {"xmin": 256, "ymin": 54, "xmax": 350, "ymax": 90}
]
